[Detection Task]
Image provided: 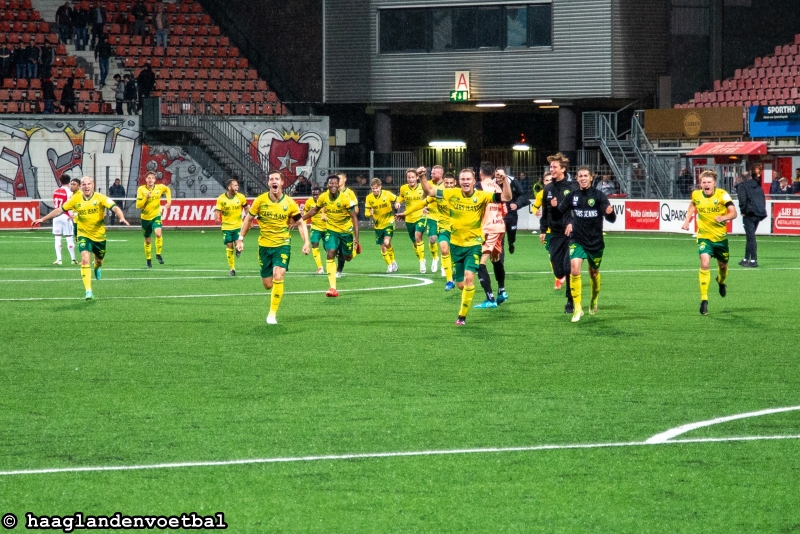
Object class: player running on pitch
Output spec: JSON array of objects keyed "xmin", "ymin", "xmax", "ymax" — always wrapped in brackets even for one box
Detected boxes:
[
  {"xmin": 364, "ymin": 177, "xmax": 399, "ymax": 272},
  {"xmin": 135, "ymin": 171, "xmax": 172, "ymax": 268},
  {"xmin": 303, "ymin": 184, "xmax": 327, "ymax": 274},
  {"xmin": 51, "ymin": 174, "xmax": 77, "ymax": 265},
  {"xmin": 214, "ymin": 178, "xmax": 248, "ymax": 276}
]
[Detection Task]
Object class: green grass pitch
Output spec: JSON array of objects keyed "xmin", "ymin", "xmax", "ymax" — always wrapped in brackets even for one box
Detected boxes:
[{"xmin": 1, "ymin": 228, "xmax": 799, "ymax": 532}]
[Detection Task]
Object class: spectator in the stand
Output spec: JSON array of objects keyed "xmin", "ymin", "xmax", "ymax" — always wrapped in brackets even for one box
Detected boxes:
[
  {"xmin": 73, "ymin": 4, "xmax": 90, "ymax": 51},
  {"xmin": 25, "ymin": 40, "xmax": 40, "ymax": 80},
  {"xmin": 123, "ymin": 73, "xmax": 137, "ymax": 114},
  {"xmin": 0, "ymin": 45, "xmax": 10, "ymax": 82},
  {"xmin": 152, "ymin": 3, "xmax": 169, "ymax": 49},
  {"xmin": 769, "ymin": 173, "xmax": 783, "ymax": 194},
  {"xmin": 113, "ymin": 73, "xmax": 125, "ymax": 114},
  {"xmin": 517, "ymin": 171, "xmax": 529, "ymax": 192},
  {"xmin": 751, "ymin": 164, "xmax": 763, "ymax": 185},
  {"xmin": 90, "ymin": 1, "xmax": 107, "ymax": 49},
  {"xmin": 597, "ymin": 174, "xmax": 617, "ymax": 196},
  {"xmin": 132, "ymin": 0, "xmax": 148, "ymax": 37},
  {"xmin": 61, "ymin": 77, "xmax": 77, "ymax": 114},
  {"xmin": 356, "ymin": 175, "xmax": 368, "ymax": 187},
  {"xmin": 55, "ymin": 1, "xmax": 73, "ymax": 45},
  {"xmin": 794, "ymin": 168, "xmax": 800, "ymax": 194},
  {"xmin": 40, "ymin": 42, "xmax": 53, "ymax": 80},
  {"xmin": 136, "ymin": 62, "xmax": 155, "ymax": 110},
  {"xmin": 42, "ymin": 77, "xmax": 56, "ymax": 114},
  {"xmin": 95, "ymin": 35, "xmax": 113, "ymax": 87},
  {"xmin": 294, "ymin": 175, "xmax": 311, "ymax": 195},
  {"xmin": 12, "ymin": 44, "xmax": 24, "ymax": 80},
  {"xmin": 677, "ymin": 166, "xmax": 694, "ymax": 198},
  {"xmin": 108, "ymin": 178, "xmax": 126, "ymax": 224},
  {"xmin": 383, "ymin": 174, "xmax": 394, "ymax": 188},
  {"xmin": 775, "ymin": 177, "xmax": 792, "ymax": 194}
]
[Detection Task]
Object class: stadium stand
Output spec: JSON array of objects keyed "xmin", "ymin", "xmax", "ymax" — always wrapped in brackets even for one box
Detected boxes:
[{"xmin": 677, "ymin": 34, "xmax": 800, "ymax": 108}]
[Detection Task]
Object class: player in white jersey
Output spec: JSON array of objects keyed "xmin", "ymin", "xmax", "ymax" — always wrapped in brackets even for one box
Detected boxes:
[{"xmin": 52, "ymin": 174, "xmax": 77, "ymax": 265}]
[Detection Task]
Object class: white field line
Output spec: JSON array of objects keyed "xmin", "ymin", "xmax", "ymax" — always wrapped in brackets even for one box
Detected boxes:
[
  {"xmin": 645, "ymin": 406, "xmax": 800, "ymax": 444},
  {"xmin": 0, "ymin": 408, "xmax": 798, "ymax": 477}
]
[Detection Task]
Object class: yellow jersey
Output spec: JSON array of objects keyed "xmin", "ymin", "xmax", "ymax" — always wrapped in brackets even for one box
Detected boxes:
[
  {"xmin": 303, "ymin": 196, "xmax": 327, "ymax": 232},
  {"xmin": 365, "ymin": 190, "xmax": 397, "ymax": 230},
  {"xmin": 692, "ymin": 188, "xmax": 733, "ymax": 242},
  {"xmin": 248, "ymin": 192, "xmax": 301, "ymax": 248},
  {"xmin": 215, "ymin": 192, "xmax": 247, "ymax": 231},
  {"xmin": 135, "ymin": 184, "xmax": 172, "ymax": 221},
  {"xmin": 399, "ymin": 183, "xmax": 426, "ymax": 224},
  {"xmin": 61, "ymin": 192, "xmax": 116, "ymax": 242},
  {"xmin": 315, "ymin": 190, "xmax": 356, "ymax": 234},
  {"xmin": 437, "ymin": 189, "xmax": 495, "ymax": 247}
]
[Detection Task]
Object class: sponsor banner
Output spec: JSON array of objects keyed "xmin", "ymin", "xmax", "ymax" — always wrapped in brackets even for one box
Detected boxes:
[
  {"xmin": 658, "ymin": 200, "xmax": 690, "ymax": 233},
  {"xmin": 625, "ymin": 201, "xmax": 660, "ymax": 230},
  {"xmin": 0, "ymin": 201, "xmax": 39, "ymax": 229},
  {"xmin": 749, "ymin": 105, "xmax": 800, "ymax": 138},
  {"xmin": 772, "ymin": 202, "xmax": 800, "ymax": 235},
  {"xmin": 160, "ymin": 197, "xmax": 311, "ymax": 227},
  {"xmin": 644, "ymin": 107, "xmax": 745, "ymax": 139}
]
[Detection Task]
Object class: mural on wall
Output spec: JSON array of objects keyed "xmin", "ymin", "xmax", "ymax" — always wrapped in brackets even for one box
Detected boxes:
[{"xmin": 139, "ymin": 144, "xmax": 224, "ymax": 199}]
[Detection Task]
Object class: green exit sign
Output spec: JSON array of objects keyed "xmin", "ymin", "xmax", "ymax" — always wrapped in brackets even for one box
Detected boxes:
[{"xmin": 449, "ymin": 90, "xmax": 469, "ymax": 102}]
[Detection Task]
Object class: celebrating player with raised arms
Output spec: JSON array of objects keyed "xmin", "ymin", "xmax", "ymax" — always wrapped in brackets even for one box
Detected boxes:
[
  {"xmin": 237, "ymin": 171, "xmax": 310, "ymax": 324},
  {"xmin": 681, "ymin": 170, "xmax": 737, "ymax": 315}
]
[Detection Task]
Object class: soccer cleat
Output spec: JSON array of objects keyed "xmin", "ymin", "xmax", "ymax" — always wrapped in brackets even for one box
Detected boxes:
[
  {"xmin": 554, "ymin": 277, "xmax": 564, "ymax": 290},
  {"xmin": 391, "ymin": 262, "xmax": 398, "ymax": 272},
  {"xmin": 85, "ymin": 290, "xmax": 94, "ymax": 300},
  {"xmin": 53, "ymin": 260, "xmax": 62, "ymax": 265},
  {"xmin": 509, "ymin": 243, "xmax": 515, "ymax": 254},
  {"xmin": 564, "ymin": 301, "xmax": 574, "ymax": 314},
  {"xmin": 266, "ymin": 314, "xmax": 277, "ymax": 325},
  {"xmin": 146, "ymin": 259, "xmax": 152, "ymax": 268},
  {"xmin": 326, "ymin": 288, "xmax": 339, "ymax": 297},
  {"xmin": 431, "ymin": 258, "xmax": 439, "ymax": 273},
  {"xmin": 235, "ymin": 249, "xmax": 241, "ymax": 258},
  {"xmin": 336, "ymin": 271, "xmax": 342, "ymax": 278},
  {"xmin": 749, "ymin": 260, "xmax": 758, "ymax": 268},
  {"xmin": 718, "ymin": 280, "xmax": 727, "ymax": 298},
  {"xmin": 496, "ymin": 291, "xmax": 509, "ymax": 304},
  {"xmin": 419, "ymin": 260, "xmax": 426, "ymax": 274},
  {"xmin": 71, "ymin": 260, "xmax": 78, "ymax": 265},
  {"xmin": 474, "ymin": 299, "xmax": 498, "ymax": 309},
  {"xmin": 589, "ymin": 299, "xmax": 599, "ymax": 315},
  {"xmin": 93, "ymin": 266, "xmax": 101, "ymax": 280},
  {"xmin": 455, "ymin": 316, "xmax": 466, "ymax": 326},
  {"xmin": 316, "ymin": 267, "xmax": 325, "ymax": 274},
  {"xmin": 444, "ymin": 281, "xmax": 455, "ymax": 291},
  {"xmin": 571, "ymin": 306, "xmax": 584, "ymax": 323},
  {"xmin": 738, "ymin": 259, "xmax": 749, "ymax": 267},
  {"xmin": 156, "ymin": 254, "xmax": 164, "ymax": 264},
  {"xmin": 229, "ymin": 269, "xmax": 236, "ymax": 276},
  {"xmin": 700, "ymin": 300, "xmax": 708, "ymax": 315},
  {"xmin": 387, "ymin": 264, "xmax": 394, "ymax": 273}
]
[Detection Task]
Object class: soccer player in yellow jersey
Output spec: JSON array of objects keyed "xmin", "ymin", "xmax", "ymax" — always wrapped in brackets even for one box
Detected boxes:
[
  {"xmin": 334, "ymin": 173, "xmax": 360, "ymax": 277},
  {"xmin": 135, "ymin": 171, "xmax": 172, "ymax": 268},
  {"xmin": 302, "ymin": 174, "xmax": 360, "ymax": 297},
  {"xmin": 32, "ymin": 176, "xmax": 130, "ymax": 300},
  {"xmin": 237, "ymin": 171, "xmax": 310, "ymax": 325},
  {"xmin": 303, "ymin": 184, "xmax": 327, "ymax": 274},
  {"xmin": 420, "ymin": 168, "xmax": 511, "ymax": 326},
  {"xmin": 214, "ymin": 178, "xmax": 248, "ymax": 276},
  {"xmin": 365, "ymin": 177, "xmax": 399, "ymax": 272},
  {"xmin": 397, "ymin": 168, "xmax": 428, "ymax": 273},
  {"xmin": 682, "ymin": 170, "xmax": 738, "ymax": 315},
  {"xmin": 422, "ymin": 165, "xmax": 443, "ymax": 273}
]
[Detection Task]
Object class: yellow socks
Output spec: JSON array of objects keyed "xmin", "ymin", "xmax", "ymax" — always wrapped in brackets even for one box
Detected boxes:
[
  {"xmin": 590, "ymin": 273, "xmax": 601, "ymax": 306},
  {"xmin": 717, "ymin": 267, "xmax": 728, "ymax": 285},
  {"xmin": 699, "ymin": 269, "xmax": 710, "ymax": 300},
  {"xmin": 312, "ymin": 247, "xmax": 322, "ymax": 269},
  {"xmin": 387, "ymin": 246, "xmax": 395, "ymax": 264},
  {"xmin": 459, "ymin": 284, "xmax": 475, "ymax": 317},
  {"xmin": 570, "ymin": 274, "xmax": 582, "ymax": 307},
  {"xmin": 414, "ymin": 241, "xmax": 425, "ymax": 260},
  {"xmin": 269, "ymin": 279, "xmax": 284, "ymax": 316},
  {"xmin": 326, "ymin": 259, "xmax": 337, "ymax": 289},
  {"xmin": 155, "ymin": 236, "xmax": 163, "ymax": 255},
  {"xmin": 429, "ymin": 241, "xmax": 439, "ymax": 260},
  {"xmin": 226, "ymin": 248, "xmax": 235, "ymax": 270},
  {"xmin": 381, "ymin": 250, "xmax": 392, "ymax": 265},
  {"xmin": 144, "ymin": 241, "xmax": 152, "ymax": 260},
  {"xmin": 442, "ymin": 252, "xmax": 453, "ymax": 282},
  {"xmin": 80, "ymin": 265, "xmax": 92, "ymax": 291}
]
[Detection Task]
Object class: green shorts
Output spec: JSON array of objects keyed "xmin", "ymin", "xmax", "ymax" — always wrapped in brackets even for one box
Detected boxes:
[
  {"xmin": 569, "ymin": 242, "xmax": 604, "ymax": 269},
  {"xmin": 310, "ymin": 228, "xmax": 325, "ymax": 246},
  {"xmin": 437, "ymin": 229, "xmax": 451, "ymax": 244},
  {"xmin": 259, "ymin": 245, "xmax": 291, "ymax": 278},
  {"xmin": 141, "ymin": 216, "xmax": 163, "ymax": 238},
  {"xmin": 426, "ymin": 219, "xmax": 438, "ymax": 237},
  {"xmin": 77, "ymin": 236, "xmax": 106, "ymax": 260},
  {"xmin": 405, "ymin": 219, "xmax": 426, "ymax": 242},
  {"xmin": 450, "ymin": 244, "xmax": 481, "ymax": 283},
  {"xmin": 222, "ymin": 229, "xmax": 241, "ymax": 245},
  {"xmin": 697, "ymin": 238, "xmax": 729, "ymax": 263},
  {"xmin": 324, "ymin": 229, "xmax": 354, "ymax": 256},
  {"xmin": 375, "ymin": 226, "xmax": 394, "ymax": 245}
]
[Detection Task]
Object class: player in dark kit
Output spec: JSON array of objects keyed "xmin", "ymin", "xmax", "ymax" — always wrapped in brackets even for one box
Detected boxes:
[
  {"xmin": 557, "ymin": 166, "xmax": 617, "ymax": 322},
  {"xmin": 540, "ymin": 152, "xmax": 579, "ymax": 313}
]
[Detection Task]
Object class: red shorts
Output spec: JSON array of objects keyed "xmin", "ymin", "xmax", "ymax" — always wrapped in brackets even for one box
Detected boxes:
[{"xmin": 482, "ymin": 232, "xmax": 505, "ymax": 254}]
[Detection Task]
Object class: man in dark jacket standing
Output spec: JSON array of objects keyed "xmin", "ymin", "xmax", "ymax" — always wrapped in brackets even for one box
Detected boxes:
[
  {"xmin": 503, "ymin": 173, "xmax": 529, "ymax": 254},
  {"xmin": 108, "ymin": 178, "xmax": 126, "ymax": 224},
  {"xmin": 136, "ymin": 63, "xmax": 155, "ymax": 110},
  {"xmin": 735, "ymin": 172, "xmax": 767, "ymax": 268}
]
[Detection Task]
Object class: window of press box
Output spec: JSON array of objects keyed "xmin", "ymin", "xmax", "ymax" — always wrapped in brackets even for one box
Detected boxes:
[{"xmin": 378, "ymin": 3, "xmax": 553, "ymax": 54}]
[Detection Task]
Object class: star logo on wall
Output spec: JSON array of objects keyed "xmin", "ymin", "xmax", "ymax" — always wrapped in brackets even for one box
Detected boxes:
[{"xmin": 277, "ymin": 150, "xmax": 298, "ymax": 171}]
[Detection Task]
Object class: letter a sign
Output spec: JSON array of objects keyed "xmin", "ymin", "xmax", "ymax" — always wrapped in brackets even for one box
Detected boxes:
[{"xmin": 455, "ymin": 71, "xmax": 470, "ymax": 94}]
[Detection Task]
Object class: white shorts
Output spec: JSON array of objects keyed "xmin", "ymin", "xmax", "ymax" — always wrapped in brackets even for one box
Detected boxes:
[{"xmin": 52, "ymin": 214, "xmax": 73, "ymax": 236}]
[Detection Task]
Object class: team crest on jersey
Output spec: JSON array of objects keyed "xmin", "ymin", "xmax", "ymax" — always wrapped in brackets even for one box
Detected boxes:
[
  {"xmin": 282, "ymin": 204, "xmax": 287, "ymax": 211},
  {"xmin": 336, "ymin": 202, "xmax": 341, "ymax": 207},
  {"xmin": 563, "ymin": 190, "xmax": 569, "ymax": 196},
  {"xmin": 588, "ymin": 199, "xmax": 596, "ymax": 207},
  {"xmin": 472, "ymin": 197, "xmax": 477, "ymax": 203},
  {"xmin": 713, "ymin": 199, "xmax": 719, "ymax": 204}
]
